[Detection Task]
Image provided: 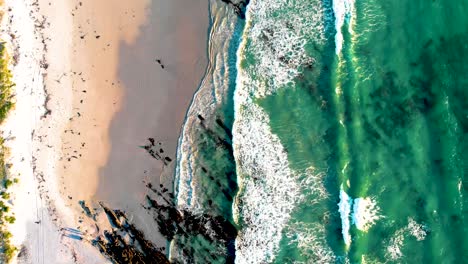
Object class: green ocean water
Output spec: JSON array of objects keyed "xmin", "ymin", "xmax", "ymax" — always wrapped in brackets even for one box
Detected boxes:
[
  {"xmin": 232, "ymin": 0, "xmax": 468, "ymax": 263},
  {"xmin": 174, "ymin": 0, "xmax": 468, "ymax": 263}
]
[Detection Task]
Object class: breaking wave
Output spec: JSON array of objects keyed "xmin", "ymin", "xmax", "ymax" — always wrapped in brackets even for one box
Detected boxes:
[{"xmin": 232, "ymin": 0, "xmax": 334, "ymax": 262}]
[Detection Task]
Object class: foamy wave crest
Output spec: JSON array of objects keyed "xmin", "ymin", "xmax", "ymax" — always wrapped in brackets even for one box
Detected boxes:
[
  {"xmin": 387, "ymin": 228, "xmax": 405, "ymax": 261},
  {"xmin": 297, "ymin": 168, "xmax": 330, "ymax": 203},
  {"xmin": 242, "ymin": 0, "xmax": 333, "ymax": 92},
  {"xmin": 232, "ymin": 103, "xmax": 300, "ymax": 263},
  {"xmin": 232, "ymin": 0, "xmax": 335, "ymax": 262},
  {"xmin": 332, "ymin": 0, "xmax": 355, "ymax": 54},
  {"xmin": 285, "ymin": 221, "xmax": 336, "ymax": 263},
  {"xmin": 338, "ymin": 187, "xmax": 352, "ymax": 247},
  {"xmin": 232, "ymin": 106, "xmax": 333, "ymax": 263},
  {"xmin": 386, "ymin": 218, "xmax": 428, "ymax": 260},
  {"xmin": 338, "ymin": 188, "xmax": 381, "ymax": 247},
  {"xmin": 282, "ymin": 169, "xmax": 334, "ymax": 262},
  {"xmin": 407, "ymin": 218, "xmax": 428, "ymax": 241},
  {"xmin": 352, "ymin": 197, "xmax": 381, "ymax": 231}
]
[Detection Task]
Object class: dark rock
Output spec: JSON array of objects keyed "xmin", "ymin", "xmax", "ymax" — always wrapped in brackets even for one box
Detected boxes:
[
  {"xmin": 219, "ymin": 0, "xmax": 250, "ymax": 19},
  {"xmin": 215, "ymin": 117, "xmax": 233, "ymax": 140}
]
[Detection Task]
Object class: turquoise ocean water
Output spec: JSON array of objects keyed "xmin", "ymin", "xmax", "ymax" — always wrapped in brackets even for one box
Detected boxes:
[{"xmin": 173, "ymin": 0, "xmax": 468, "ymax": 263}]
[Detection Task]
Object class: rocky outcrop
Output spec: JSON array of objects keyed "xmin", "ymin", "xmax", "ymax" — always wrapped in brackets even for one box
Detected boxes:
[
  {"xmin": 219, "ymin": 0, "xmax": 250, "ymax": 19},
  {"xmin": 90, "ymin": 203, "xmax": 170, "ymax": 264}
]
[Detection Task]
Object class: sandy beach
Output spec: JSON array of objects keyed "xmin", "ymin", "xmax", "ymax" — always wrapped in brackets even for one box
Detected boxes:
[
  {"xmin": 96, "ymin": 0, "xmax": 209, "ymax": 243},
  {"xmin": 55, "ymin": 0, "xmax": 150, "ymax": 203},
  {"xmin": 0, "ymin": 0, "xmax": 209, "ymax": 262},
  {"xmin": 0, "ymin": 0, "xmax": 107, "ymax": 262}
]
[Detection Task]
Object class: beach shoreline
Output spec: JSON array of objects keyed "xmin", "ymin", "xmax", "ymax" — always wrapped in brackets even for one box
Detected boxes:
[
  {"xmin": 94, "ymin": 0, "xmax": 209, "ymax": 246},
  {"xmin": 0, "ymin": 0, "xmax": 211, "ymax": 262}
]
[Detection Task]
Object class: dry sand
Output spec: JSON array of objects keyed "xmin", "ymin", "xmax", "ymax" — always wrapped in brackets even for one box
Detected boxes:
[
  {"xmin": 0, "ymin": 0, "xmax": 110, "ymax": 262},
  {"xmin": 56, "ymin": 0, "xmax": 150, "ymax": 206},
  {"xmin": 0, "ymin": 0, "xmax": 210, "ymax": 262}
]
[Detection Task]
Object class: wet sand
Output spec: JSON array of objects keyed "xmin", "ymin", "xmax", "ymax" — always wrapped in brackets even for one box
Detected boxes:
[{"xmin": 95, "ymin": 0, "xmax": 209, "ymax": 243}]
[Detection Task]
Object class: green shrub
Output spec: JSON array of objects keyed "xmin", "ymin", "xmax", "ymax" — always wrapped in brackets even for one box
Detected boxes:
[
  {"xmin": 3, "ymin": 180, "xmax": 12, "ymax": 189},
  {"xmin": 1, "ymin": 192, "xmax": 9, "ymax": 200},
  {"xmin": 0, "ymin": 39, "xmax": 16, "ymax": 263},
  {"xmin": 4, "ymin": 216, "xmax": 14, "ymax": 224}
]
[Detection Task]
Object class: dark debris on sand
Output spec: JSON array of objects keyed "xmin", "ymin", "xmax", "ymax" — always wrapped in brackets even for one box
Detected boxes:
[
  {"xmin": 91, "ymin": 203, "xmax": 170, "ymax": 264},
  {"xmin": 80, "ymin": 182, "xmax": 237, "ymax": 264},
  {"xmin": 140, "ymin": 138, "xmax": 173, "ymax": 166},
  {"xmin": 79, "ymin": 116, "xmax": 239, "ymax": 263}
]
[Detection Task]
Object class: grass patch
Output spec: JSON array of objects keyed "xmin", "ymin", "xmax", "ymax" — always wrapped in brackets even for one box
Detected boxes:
[{"xmin": 0, "ymin": 37, "xmax": 17, "ymax": 262}]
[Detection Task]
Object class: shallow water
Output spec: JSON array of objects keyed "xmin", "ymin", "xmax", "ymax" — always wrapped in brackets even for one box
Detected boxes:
[{"xmin": 171, "ymin": 0, "xmax": 243, "ymax": 262}]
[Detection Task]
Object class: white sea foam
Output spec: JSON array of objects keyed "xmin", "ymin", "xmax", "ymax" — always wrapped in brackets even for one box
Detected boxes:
[
  {"xmin": 297, "ymin": 169, "xmax": 330, "ymax": 203},
  {"xmin": 387, "ymin": 228, "xmax": 405, "ymax": 260},
  {"xmin": 232, "ymin": 104, "xmax": 332, "ymax": 263},
  {"xmin": 386, "ymin": 218, "xmax": 428, "ymax": 260},
  {"xmin": 232, "ymin": 103, "xmax": 300, "ymax": 263},
  {"xmin": 338, "ymin": 187, "xmax": 381, "ymax": 248},
  {"xmin": 231, "ymin": 0, "xmax": 335, "ymax": 262},
  {"xmin": 241, "ymin": 0, "xmax": 333, "ymax": 93},
  {"xmin": 338, "ymin": 187, "xmax": 353, "ymax": 247},
  {"xmin": 407, "ymin": 218, "xmax": 427, "ymax": 241},
  {"xmin": 332, "ymin": 0, "xmax": 355, "ymax": 54},
  {"xmin": 172, "ymin": 3, "xmax": 251, "ymax": 261},
  {"xmin": 283, "ymin": 169, "xmax": 334, "ymax": 262},
  {"xmin": 285, "ymin": 221, "xmax": 336, "ymax": 263},
  {"xmin": 352, "ymin": 197, "xmax": 381, "ymax": 231},
  {"xmin": 175, "ymin": 0, "xmax": 239, "ymax": 212},
  {"xmin": 332, "ymin": 0, "xmax": 346, "ymax": 54}
]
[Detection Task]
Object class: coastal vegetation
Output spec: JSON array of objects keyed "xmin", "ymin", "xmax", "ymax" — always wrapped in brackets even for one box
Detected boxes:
[{"xmin": 0, "ymin": 38, "xmax": 17, "ymax": 262}]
